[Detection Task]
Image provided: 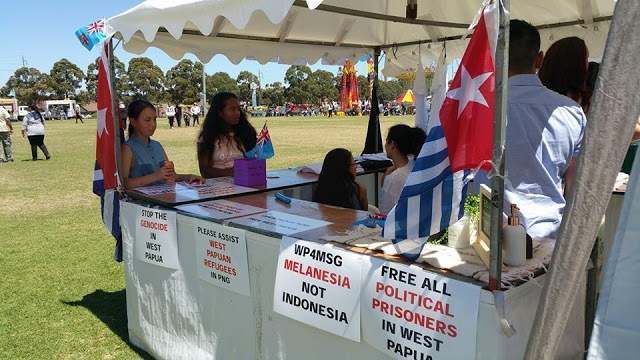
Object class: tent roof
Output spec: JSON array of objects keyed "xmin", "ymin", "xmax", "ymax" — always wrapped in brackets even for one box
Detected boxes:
[
  {"xmin": 105, "ymin": 0, "xmax": 615, "ymax": 76},
  {"xmin": 396, "ymin": 89, "xmax": 415, "ymax": 103}
]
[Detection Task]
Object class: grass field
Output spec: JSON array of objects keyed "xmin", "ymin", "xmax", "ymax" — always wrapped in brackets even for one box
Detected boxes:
[{"xmin": 0, "ymin": 114, "xmax": 413, "ymax": 359}]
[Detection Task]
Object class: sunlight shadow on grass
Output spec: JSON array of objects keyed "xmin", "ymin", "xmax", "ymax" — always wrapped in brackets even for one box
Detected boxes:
[{"xmin": 62, "ymin": 289, "xmax": 153, "ymax": 359}]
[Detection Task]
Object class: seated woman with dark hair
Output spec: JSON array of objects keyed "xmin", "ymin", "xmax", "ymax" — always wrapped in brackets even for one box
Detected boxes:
[
  {"xmin": 313, "ymin": 148, "xmax": 368, "ymax": 210},
  {"xmin": 197, "ymin": 92, "xmax": 257, "ymax": 178},
  {"xmin": 380, "ymin": 124, "xmax": 426, "ymax": 214}
]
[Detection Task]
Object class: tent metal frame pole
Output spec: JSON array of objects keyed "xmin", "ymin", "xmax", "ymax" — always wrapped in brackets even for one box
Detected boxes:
[
  {"xmin": 108, "ymin": 39, "xmax": 124, "ymax": 190},
  {"xmin": 202, "ymin": 62, "xmax": 207, "ymax": 115},
  {"xmin": 489, "ymin": 0, "xmax": 509, "ymax": 291},
  {"xmin": 373, "ymin": 47, "xmax": 381, "ymax": 154}
]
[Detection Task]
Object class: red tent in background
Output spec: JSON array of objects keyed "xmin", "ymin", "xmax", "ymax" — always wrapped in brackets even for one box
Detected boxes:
[{"xmin": 396, "ymin": 89, "xmax": 415, "ymax": 103}]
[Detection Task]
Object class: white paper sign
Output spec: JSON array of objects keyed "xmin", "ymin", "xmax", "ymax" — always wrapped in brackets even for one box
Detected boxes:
[
  {"xmin": 273, "ymin": 237, "xmax": 362, "ymax": 341},
  {"xmin": 135, "ymin": 206, "xmax": 179, "ymax": 269},
  {"xmin": 193, "ymin": 219, "xmax": 250, "ymax": 296},
  {"xmin": 176, "ymin": 199, "xmax": 267, "ymax": 220},
  {"xmin": 361, "ymin": 257, "xmax": 481, "ymax": 360},
  {"xmin": 231, "ymin": 211, "xmax": 331, "ymax": 235}
]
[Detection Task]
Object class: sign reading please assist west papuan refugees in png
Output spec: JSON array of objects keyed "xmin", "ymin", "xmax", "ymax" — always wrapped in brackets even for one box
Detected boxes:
[
  {"xmin": 361, "ymin": 257, "xmax": 481, "ymax": 360},
  {"xmin": 273, "ymin": 236, "xmax": 363, "ymax": 342},
  {"xmin": 193, "ymin": 219, "xmax": 250, "ymax": 296},
  {"xmin": 135, "ymin": 205, "xmax": 179, "ymax": 269}
]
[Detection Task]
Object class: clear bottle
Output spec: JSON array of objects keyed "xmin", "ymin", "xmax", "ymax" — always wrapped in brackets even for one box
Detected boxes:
[{"xmin": 502, "ymin": 204, "xmax": 526, "ymax": 267}]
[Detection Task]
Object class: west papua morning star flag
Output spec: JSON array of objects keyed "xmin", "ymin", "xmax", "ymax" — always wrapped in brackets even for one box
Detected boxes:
[
  {"xmin": 93, "ymin": 43, "xmax": 124, "ymax": 261},
  {"xmin": 383, "ymin": 3, "xmax": 499, "ymax": 260},
  {"xmin": 75, "ymin": 18, "xmax": 106, "ymax": 51},
  {"xmin": 245, "ymin": 122, "xmax": 275, "ymax": 160}
]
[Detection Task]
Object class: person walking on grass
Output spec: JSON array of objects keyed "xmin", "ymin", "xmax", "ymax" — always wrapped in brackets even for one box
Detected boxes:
[
  {"xmin": 75, "ymin": 103, "xmax": 84, "ymax": 124},
  {"xmin": 22, "ymin": 105, "xmax": 50, "ymax": 161},
  {"xmin": 0, "ymin": 106, "xmax": 14, "ymax": 162}
]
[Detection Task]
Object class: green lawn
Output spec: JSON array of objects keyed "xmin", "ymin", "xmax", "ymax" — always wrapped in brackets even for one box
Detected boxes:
[{"xmin": 0, "ymin": 114, "xmax": 413, "ymax": 359}]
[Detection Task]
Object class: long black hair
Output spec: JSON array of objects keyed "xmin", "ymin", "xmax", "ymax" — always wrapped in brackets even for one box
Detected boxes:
[
  {"xmin": 386, "ymin": 124, "xmax": 426, "ymax": 157},
  {"xmin": 127, "ymin": 100, "xmax": 156, "ymax": 139},
  {"xmin": 28, "ymin": 104, "xmax": 43, "ymax": 122},
  {"xmin": 197, "ymin": 92, "xmax": 257, "ymax": 163},
  {"xmin": 313, "ymin": 148, "xmax": 361, "ymax": 210}
]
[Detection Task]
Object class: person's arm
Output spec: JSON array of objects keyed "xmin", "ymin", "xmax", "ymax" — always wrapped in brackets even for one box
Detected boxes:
[
  {"xmin": 121, "ymin": 144, "xmax": 173, "ymax": 189},
  {"xmin": 381, "ymin": 165, "xmax": 396, "ymax": 186},
  {"xmin": 198, "ymin": 151, "xmax": 234, "ymax": 178},
  {"xmin": 563, "ymin": 157, "xmax": 578, "ymax": 198},
  {"xmin": 5, "ymin": 117, "xmax": 12, "ymax": 135},
  {"xmin": 21, "ymin": 115, "xmax": 28, "ymax": 138},
  {"xmin": 633, "ymin": 117, "xmax": 640, "ymax": 141},
  {"xmin": 357, "ymin": 182, "xmax": 369, "ymax": 211},
  {"xmin": 175, "ymin": 173, "xmax": 206, "ymax": 183}
]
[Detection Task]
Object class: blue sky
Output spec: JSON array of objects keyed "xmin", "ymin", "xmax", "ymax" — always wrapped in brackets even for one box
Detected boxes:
[{"xmin": 0, "ymin": 0, "xmax": 370, "ymax": 90}]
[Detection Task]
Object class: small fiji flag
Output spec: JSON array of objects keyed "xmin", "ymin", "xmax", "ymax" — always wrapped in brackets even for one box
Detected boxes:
[
  {"xmin": 245, "ymin": 123, "xmax": 275, "ymax": 160},
  {"xmin": 75, "ymin": 18, "xmax": 106, "ymax": 51}
]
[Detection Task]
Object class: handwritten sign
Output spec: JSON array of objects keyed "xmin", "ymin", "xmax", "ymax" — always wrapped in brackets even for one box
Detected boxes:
[
  {"xmin": 361, "ymin": 257, "xmax": 480, "ymax": 360},
  {"xmin": 135, "ymin": 205, "xmax": 179, "ymax": 269},
  {"xmin": 273, "ymin": 237, "xmax": 362, "ymax": 341},
  {"xmin": 193, "ymin": 219, "xmax": 250, "ymax": 296},
  {"xmin": 231, "ymin": 211, "xmax": 331, "ymax": 235},
  {"xmin": 177, "ymin": 199, "xmax": 266, "ymax": 220}
]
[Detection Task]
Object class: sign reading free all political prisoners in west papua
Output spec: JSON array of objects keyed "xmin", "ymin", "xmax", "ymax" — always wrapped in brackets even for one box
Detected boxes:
[{"xmin": 361, "ymin": 257, "xmax": 481, "ymax": 360}]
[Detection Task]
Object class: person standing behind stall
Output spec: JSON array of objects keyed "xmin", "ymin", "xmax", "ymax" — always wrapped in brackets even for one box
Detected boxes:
[
  {"xmin": 538, "ymin": 37, "xmax": 589, "ymax": 108},
  {"xmin": 165, "ymin": 102, "xmax": 176, "ymax": 129},
  {"xmin": 121, "ymin": 100, "xmax": 204, "ymax": 189},
  {"xmin": 313, "ymin": 148, "xmax": 368, "ymax": 211},
  {"xmin": 0, "ymin": 106, "xmax": 14, "ymax": 162},
  {"xmin": 474, "ymin": 20, "xmax": 586, "ymax": 239},
  {"xmin": 379, "ymin": 124, "xmax": 426, "ymax": 214},
  {"xmin": 197, "ymin": 92, "xmax": 257, "ymax": 178}
]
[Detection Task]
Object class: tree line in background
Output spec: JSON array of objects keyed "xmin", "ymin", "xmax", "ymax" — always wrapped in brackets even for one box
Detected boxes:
[{"xmin": 0, "ymin": 57, "xmax": 406, "ymax": 107}]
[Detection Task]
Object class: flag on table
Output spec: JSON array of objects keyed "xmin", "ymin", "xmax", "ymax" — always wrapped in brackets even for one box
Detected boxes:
[
  {"xmin": 245, "ymin": 122, "xmax": 275, "ymax": 160},
  {"xmin": 75, "ymin": 18, "xmax": 106, "ymax": 51},
  {"xmin": 383, "ymin": 3, "xmax": 499, "ymax": 260},
  {"xmin": 93, "ymin": 43, "xmax": 123, "ymax": 261}
]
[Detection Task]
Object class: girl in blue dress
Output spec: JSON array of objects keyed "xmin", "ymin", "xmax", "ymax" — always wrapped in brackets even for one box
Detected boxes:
[{"xmin": 122, "ymin": 100, "xmax": 204, "ymax": 189}]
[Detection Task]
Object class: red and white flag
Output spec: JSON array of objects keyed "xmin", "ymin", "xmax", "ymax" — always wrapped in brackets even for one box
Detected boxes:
[
  {"xmin": 95, "ymin": 43, "xmax": 119, "ymax": 189},
  {"xmin": 383, "ymin": 3, "xmax": 499, "ymax": 259}
]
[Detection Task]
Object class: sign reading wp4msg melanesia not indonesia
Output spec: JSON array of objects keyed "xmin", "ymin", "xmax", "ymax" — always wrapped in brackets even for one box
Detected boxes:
[
  {"xmin": 362, "ymin": 257, "xmax": 481, "ymax": 360},
  {"xmin": 273, "ymin": 237, "xmax": 362, "ymax": 342},
  {"xmin": 193, "ymin": 219, "xmax": 251, "ymax": 296},
  {"xmin": 135, "ymin": 205, "xmax": 179, "ymax": 269}
]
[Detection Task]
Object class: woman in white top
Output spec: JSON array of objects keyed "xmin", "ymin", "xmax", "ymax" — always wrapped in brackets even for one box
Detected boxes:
[
  {"xmin": 379, "ymin": 124, "xmax": 426, "ymax": 214},
  {"xmin": 197, "ymin": 92, "xmax": 257, "ymax": 178}
]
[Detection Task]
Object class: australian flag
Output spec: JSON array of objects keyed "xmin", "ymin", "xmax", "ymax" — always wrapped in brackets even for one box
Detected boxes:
[
  {"xmin": 93, "ymin": 43, "xmax": 123, "ymax": 261},
  {"xmin": 383, "ymin": 3, "xmax": 499, "ymax": 260},
  {"xmin": 245, "ymin": 122, "xmax": 275, "ymax": 160},
  {"xmin": 75, "ymin": 18, "xmax": 106, "ymax": 51}
]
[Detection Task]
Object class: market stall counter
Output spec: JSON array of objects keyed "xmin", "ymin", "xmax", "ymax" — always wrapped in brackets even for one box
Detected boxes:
[{"xmin": 120, "ymin": 191, "xmax": 585, "ymax": 360}]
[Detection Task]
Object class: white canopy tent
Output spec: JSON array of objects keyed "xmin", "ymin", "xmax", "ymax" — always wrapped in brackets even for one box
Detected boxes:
[
  {"xmin": 101, "ymin": 1, "xmax": 640, "ymax": 359},
  {"xmin": 104, "ymin": 0, "xmax": 615, "ymax": 76}
]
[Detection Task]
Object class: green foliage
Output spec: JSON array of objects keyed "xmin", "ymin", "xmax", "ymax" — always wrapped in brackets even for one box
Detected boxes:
[
  {"xmin": 377, "ymin": 78, "xmax": 405, "ymax": 103},
  {"xmin": 432, "ymin": 194, "xmax": 480, "ymax": 245},
  {"xmin": 262, "ymin": 82, "xmax": 286, "ymax": 106},
  {"xmin": 207, "ymin": 71, "xmax": 239, "ymax": 100},
  {"xmin": 308, "ymin": 70, "xmax": 339, "ymax": 104},
  {"xmin": 165, "ymin": 59, "xmax": 203, "ymax": 104},
  {"xmin": 284, "ymin": 65, "xmax": 313, "ymax": 104},
  {"xmin": 357, "ymin": 74, "xmax": 369, "ymax": 101},
  {"xmin": 125, "ymin": 57, "xmax": 165, "ymax": 102},
  {"xmin": 236, "ymin": 70, "xmax": 260, "ymax": 104},
  {"xmin": 0, "ymin": 67, "xmax": 52, "ymax": 104},
  {"xmin": 86, "ymin": 56, "xmax": 127, "ymax": 102},
  {"xmin": 48, "ymin": 58, "xmax": 84, "ymax": 99}
]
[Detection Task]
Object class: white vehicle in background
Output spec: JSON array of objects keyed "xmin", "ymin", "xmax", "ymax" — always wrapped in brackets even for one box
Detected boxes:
[
  {"xmin": 43, "ymin": 100, "xmax": 77, "ymax": 120},
  {"xmin": 18, "ymin": 106, "xmax": 29, "ymax": 119}
]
